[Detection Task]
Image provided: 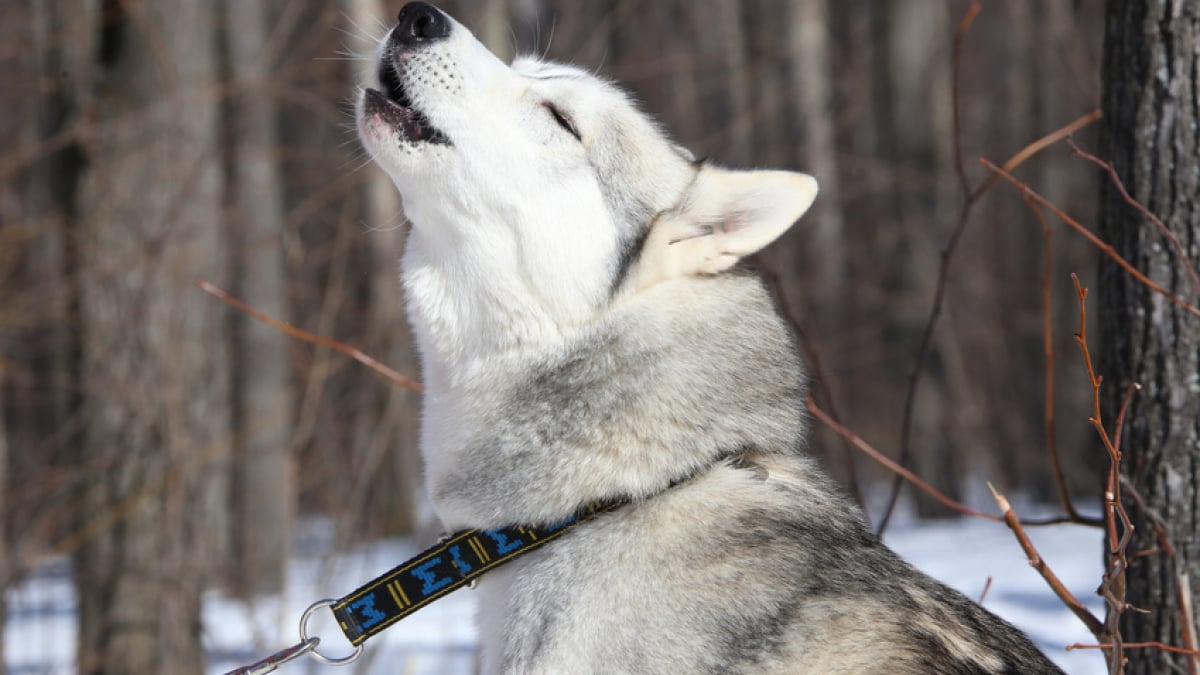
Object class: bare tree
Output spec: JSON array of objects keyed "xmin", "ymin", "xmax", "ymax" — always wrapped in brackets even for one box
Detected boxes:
[
  {"xmin": 74, "ymin": 2, "xmax": 230, "ymax": 673},
  {"xmin": 1100, "ymin": 0, "xmax": 1200, "ymax": 673},
  {"xmin": 222, "ymin": 0, "xmax": 294, "ymax": 597}
]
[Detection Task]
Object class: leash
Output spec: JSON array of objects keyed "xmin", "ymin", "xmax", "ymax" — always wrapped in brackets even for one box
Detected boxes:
[{"xmin": 222, "ymin": 500, "xmax": 623, "ymax": 674}]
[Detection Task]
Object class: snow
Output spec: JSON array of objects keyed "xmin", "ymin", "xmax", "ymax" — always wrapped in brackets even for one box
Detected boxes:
[{"xmin": 6, "ymin": 515, "xmax": 1107, "ymax": 674}]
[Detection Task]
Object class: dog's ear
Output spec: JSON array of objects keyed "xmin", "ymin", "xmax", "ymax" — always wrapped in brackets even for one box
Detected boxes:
[{"xmin": 630, "ymin": 166, "xmax": 818, "ymax": 290}]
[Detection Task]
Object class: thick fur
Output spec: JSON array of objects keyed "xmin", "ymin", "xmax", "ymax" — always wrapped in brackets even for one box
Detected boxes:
[{"xmin": 357, "ymin": 4, "xmax": 1064, "ymax": 673}]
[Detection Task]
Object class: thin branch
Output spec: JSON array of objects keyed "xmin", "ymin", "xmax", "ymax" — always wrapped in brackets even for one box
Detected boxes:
[
  {"xmin": 988, "ymin": 483, "xmax": 1106, "ymax": 639},
  {"xmin": 978, "ymin": 576, "xmax": 994, "ymax": 605},
  {"xmin": 1025, "ymin": 198, "xmax": 1100, "ymax": 525},
  {"xmin": 808, "ymin": 397, "xmax": 1081, "ymax": 527},
  {"xmin": 970, "ymin": 109, "xmax": 1103, "ymax": 201},
  {"xmin": 195, "ymin": 279, "xmax": 423, "ymax": 392},
  {"xmin": 981, "ymin": 160, "xmax": 1200, "ymax": 320},
  {"xmin": 950, "ymin": 0, "xmax": 983, "ymax": 199},
  {"xmin": 1068, "ymin": 643, "xmax": 1200, "ymax": 658},
  {"xmin": 878, "ymin": 107, "xmax": 1104, "ymax": 533},
  {"xmin": 1070, "ymin": 274, "xmax": 1139, "ymax": 674},
  {"xmin": 810, "ymin": 397, "xmax": 999, "ymax": 521},
  {"xmin": 1068, "ymin": 138, "xmax": 1200, "ymax": 299}
]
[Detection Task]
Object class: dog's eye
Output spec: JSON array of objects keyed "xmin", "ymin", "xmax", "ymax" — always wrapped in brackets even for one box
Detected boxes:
[{"xmin": 543, "ymin": 102, "xmax": 582, "ymax": 141}]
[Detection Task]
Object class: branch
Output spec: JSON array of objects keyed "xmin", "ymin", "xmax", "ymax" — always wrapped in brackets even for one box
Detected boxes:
[
  {"xmin": 988, "ymin": 483, "xmax": 1106, "ymax": 639},
  {"xmin": 809, "ymin": 397, "xmax": 998, "ymax": 521},
  {"xmin": 1025, "ymin": 198, "xmax": 1101, "ymax": 526},
  {"xmin": 876, "ymin": 105, "xmax": 1104, "ymax": 533},
  {"xmin": 1068, "ymin": 138, "xmax": 1200, "ymax": 299},
  {"xmin": 808, "ymin": 397, "xmax": 1081, "ymax": 527},
  {"xmin": 195, "ymin": 279, "xmax": 423, "ymax": 392},
  {"xmin": 1068, "ymin": 643, "xmax": 1200, "ymax": 658},
  {"xmin": 980, "ymin": 160, "xmax": 1200, "ymax": 320},
  {"xmin": 950, "ymin": 0, "xmax": 983, "ymax": 199}
]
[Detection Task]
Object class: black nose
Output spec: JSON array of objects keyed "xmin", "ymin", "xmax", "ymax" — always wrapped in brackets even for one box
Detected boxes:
[{"xmin": 395, "ymin": 2, "xmax": 450, "ymax": 46}]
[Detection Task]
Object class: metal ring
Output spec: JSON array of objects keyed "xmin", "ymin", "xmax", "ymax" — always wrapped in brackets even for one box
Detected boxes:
[{"xmin": 299, "ymin": 599, "xmax": 365, "ymax": 667}]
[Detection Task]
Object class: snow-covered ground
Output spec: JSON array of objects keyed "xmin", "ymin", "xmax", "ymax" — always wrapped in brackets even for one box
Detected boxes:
[{"xmin": 6, "ymin": 514, "xmax": 1107, "ymax": 674}]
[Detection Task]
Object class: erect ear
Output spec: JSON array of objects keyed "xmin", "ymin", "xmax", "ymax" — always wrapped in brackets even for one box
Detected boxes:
[{"xmin": 629, "ymin": 165, "xmax": 818, "ymax": 290}]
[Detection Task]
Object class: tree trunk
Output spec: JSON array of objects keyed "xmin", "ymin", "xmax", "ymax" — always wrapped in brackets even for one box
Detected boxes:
[
  {"xmin": 877, "ymin": 0, "xmax": 960, "ymax": 519},
  {"xmin": 223, "ymin": 0, "xmax": 294, "ymax": 597},
  {"xmin": 787, "ymin": 0, "xmax": 843, "ymax": 297},
  {"xmin": 1100, "ymin": 1, "xmax": 1200, "ymax": 673},
  {"xmin": 74, "ymin": 1, "xmax": 230, "ymax": 673}
]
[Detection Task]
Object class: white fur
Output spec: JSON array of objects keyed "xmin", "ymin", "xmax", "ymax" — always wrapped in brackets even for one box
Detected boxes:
[{"xmin": 352, "ymin": 7, "xmax": 1059, "ymax": 675}]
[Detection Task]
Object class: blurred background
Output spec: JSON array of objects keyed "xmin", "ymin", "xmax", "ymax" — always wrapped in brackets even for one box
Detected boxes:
[{"xmin": 2, "ymin": 0, "xmax": 1111, "ymax": 672}]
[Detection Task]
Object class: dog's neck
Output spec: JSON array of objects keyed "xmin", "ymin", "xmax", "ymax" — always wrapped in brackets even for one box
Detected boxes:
[
  {"xmin": 396, "ymin": 187, "xmax": 621, "ymax": 390},
  {"xmin": 402, "ymin": 226, "xmax": 592, "ymax": 393}
]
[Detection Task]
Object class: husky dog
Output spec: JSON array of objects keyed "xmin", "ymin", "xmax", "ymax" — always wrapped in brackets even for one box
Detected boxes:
[{"xmin": 356, "ymin": 3, "xmax": 1064, "ymax": 673}]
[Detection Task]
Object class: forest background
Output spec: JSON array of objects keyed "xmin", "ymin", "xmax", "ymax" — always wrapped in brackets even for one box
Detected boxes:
[{"xmin": 3, "ymin": 1, "xmax": 1197, "ymax": 673}]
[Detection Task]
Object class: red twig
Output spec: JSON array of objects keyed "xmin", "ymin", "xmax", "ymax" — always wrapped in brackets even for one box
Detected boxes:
[
  {"xmin": 1069, "ymin": 274, "xmax": 1140, "ymax": 674},
  {"xmin": 877, "ymin": 103, "xmax": 1104, "ymax": 533},
  {"xmin": 807, "ymin": 397, "xmax": 1081, "ymax": 527},
  {"xmin": 980, "ymin": 160, "xmax": 1200, "ymax": 320},
  {"xmin": 809, "ymin": 396, "xmax": 999, "ymax": 521},
  {"xmin": 1025, "ymin": 198, "xmax": 1101, "ymax": 526},
  {"xmin": 196, "ymin": 279, "xmax": 423, "ymax": 392},
  {"xmin": 950, "ymin": 0, "xmax": 983, "ymax": 199},
  {"xmin": 1068, "ymin": 643, "xmax": 1200, "ymax": 658},
  {"xmin": 988, "ymin": 483, "xmax": 1106, "ymax": 639},
  {"xmin": 1068, "ymin": 138, "xmax": 1200, "ymax": 299},
  {"xmin": 978, "ymin": 575, "xmax": 994, "ymax": 605}
]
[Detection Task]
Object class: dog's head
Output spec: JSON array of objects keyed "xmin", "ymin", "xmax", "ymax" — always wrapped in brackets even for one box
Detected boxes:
[{"xmin": 357, "ymin": 3, "xmax": 817, "ymax": 367}]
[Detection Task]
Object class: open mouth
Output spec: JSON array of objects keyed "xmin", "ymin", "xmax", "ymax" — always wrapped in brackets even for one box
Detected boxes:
[{"xmin": 365, "ymin": 60, "xmax": 450, "ymax": 146}]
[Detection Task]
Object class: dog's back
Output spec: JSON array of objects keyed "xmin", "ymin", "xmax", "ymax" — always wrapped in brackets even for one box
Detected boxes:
[
  {"xmin": 356, "ymin": 3, "xmax": 1064, "ymax": 672},
  {"xmin": 450, "ymin": 272, "xmax": 1060, "ymax": 674}
]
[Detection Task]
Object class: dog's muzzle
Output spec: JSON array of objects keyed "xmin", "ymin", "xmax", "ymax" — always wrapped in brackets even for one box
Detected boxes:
[{"xmin": 362, "ymin": 2, "xmax": 452, "ymax": 146}]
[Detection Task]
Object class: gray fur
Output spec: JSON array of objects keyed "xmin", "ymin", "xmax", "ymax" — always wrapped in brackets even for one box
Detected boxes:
[{"xmin": 356, "ymin": 5, "xmax": 1065, "ymax": 673}]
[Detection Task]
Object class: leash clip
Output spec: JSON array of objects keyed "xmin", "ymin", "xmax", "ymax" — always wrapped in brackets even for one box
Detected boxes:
[
  {"xmin": 300, "ymin": 599, "xmax": 365, "ymax": 666},
  {"xmin": 220, "ymin": 637, "xmax": 319, "ymax": 675},
  {"xmin": 221, "ymin": 599, "xmax": 363, "ymax": 675}
]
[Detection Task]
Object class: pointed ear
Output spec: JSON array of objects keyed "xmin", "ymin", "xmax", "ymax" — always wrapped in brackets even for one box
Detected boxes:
[{"xmin": 630, "ymin": 166, "xmax": 818, "ymax": 289}]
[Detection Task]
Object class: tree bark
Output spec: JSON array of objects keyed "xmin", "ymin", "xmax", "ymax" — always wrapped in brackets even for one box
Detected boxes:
[
  {"xmin": 74, "ymin": 2, "xmax": 230, "ymax": 673},
  {"xmin": 1100, "ymin": 1, "xmax": 1200, "ymax": 673},
  {"xmin": 223, "ymin": 0, "xmax": 294, "ymax": 597}
]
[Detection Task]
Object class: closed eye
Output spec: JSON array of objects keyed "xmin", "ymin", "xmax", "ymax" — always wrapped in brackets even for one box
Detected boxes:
[{"xmin": 542, "ymin": 102, "xmax": 582, "ymax": 141}]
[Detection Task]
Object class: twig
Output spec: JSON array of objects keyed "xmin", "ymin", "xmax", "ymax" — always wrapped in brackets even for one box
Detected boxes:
[
  {"xmin": 1070, "ymin": 274, "xmax": 1139, "ymax": 674},
  {"xmin": 1025, "ymin": 198, "xmax": 1101, "ymax": 526},
  {"xmin": 808, "ymin": 397, "xmax": 1081, "ymax": 527},
  {"xmin": 981, "ymin": 160, "xmax": 1200, "ymax": 320},
  {"xmin": 978, "ymin": 576, "xmax": 994, "ymax": 605},
  {"xmin": 809, "ymin": 397, "xmax": 999, "ymax": 521},
  {"xmin": 988, "ymin": 483, "xmax": 1106, "ymax": 639},
  {"xmin": 950, "ymin": 0, "xmax": 983, "ymax": 199},
  {"xmin": 195, "ymin": 279, "xmax": 423, "ymax": 392},
  {"xmin": 1068, "ymin": 138, "xmax": 1200, "ymax": 299},
  {"xmin": 877, "ymin": 104, "xmax": 1104, "ymax": 533},
  {"xmin": 1068, "ymin": 643, "xmax": 1200, "ymax": 657},
  {"xmin": 971, "ymin": 109, "xmax": 1103, "ymax": 200}
]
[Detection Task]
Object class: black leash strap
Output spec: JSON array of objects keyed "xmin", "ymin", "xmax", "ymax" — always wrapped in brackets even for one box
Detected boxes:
[
  {"xmin": 332, "ymin": 500, "xmax": 623, "ymax": 645},
  {"xmin": 221, "ymin": 500, "xmax": 623, "ymax": 673}
]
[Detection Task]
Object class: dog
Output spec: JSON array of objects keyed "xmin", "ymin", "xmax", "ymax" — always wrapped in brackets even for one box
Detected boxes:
[{"xmin": 356, "ymin": 3, "xmax": 1065, "ymax": 673}]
